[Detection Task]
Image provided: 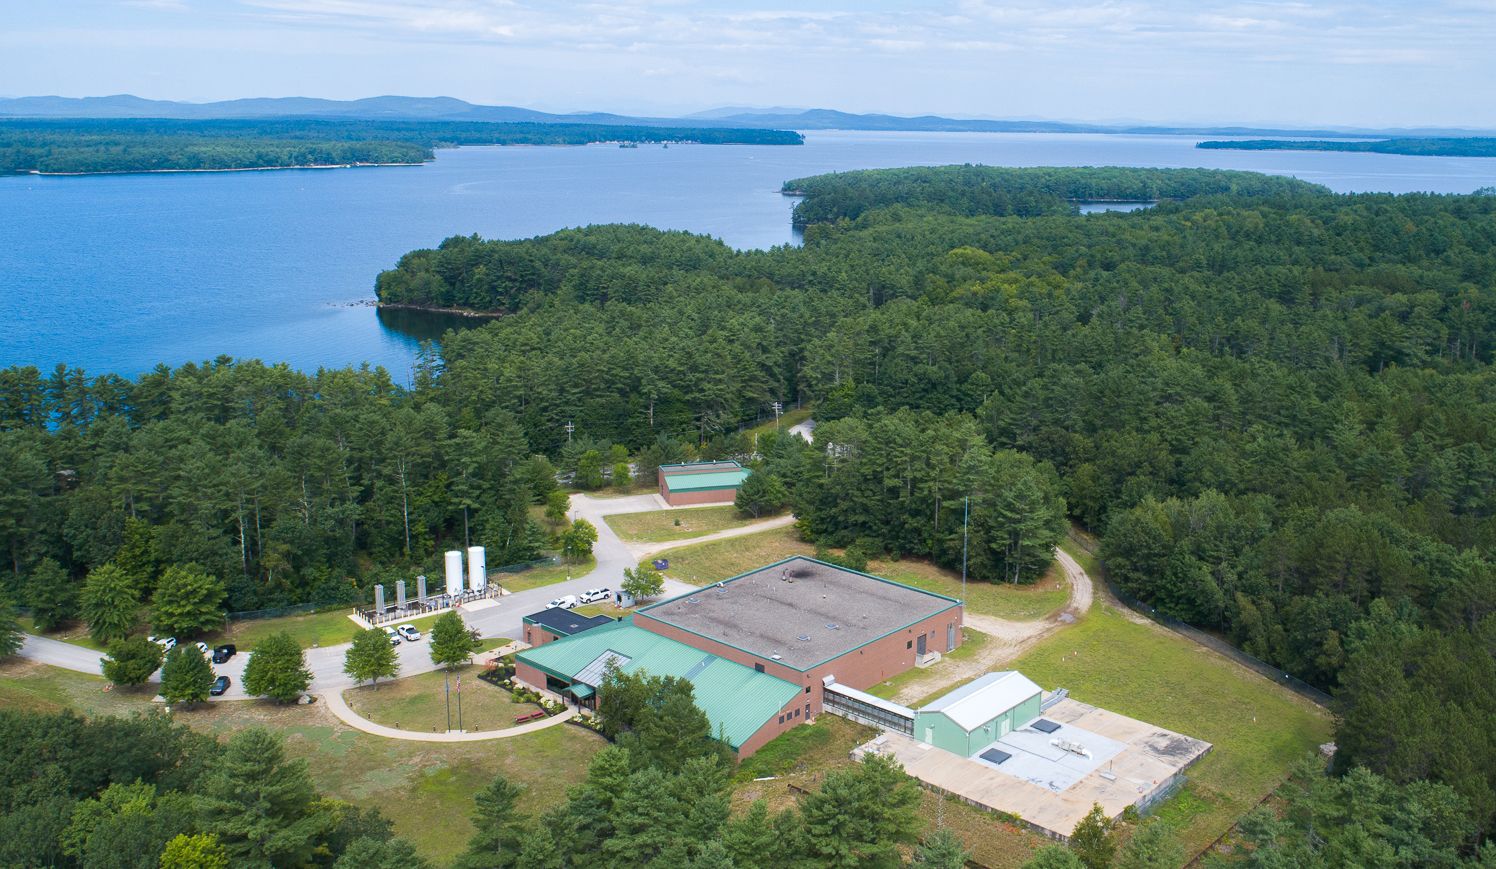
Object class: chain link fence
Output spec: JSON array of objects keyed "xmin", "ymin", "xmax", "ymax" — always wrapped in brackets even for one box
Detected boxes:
[{"xmin": 1067, "ymin": 531, "xmax": 1333, "ymax": 709}]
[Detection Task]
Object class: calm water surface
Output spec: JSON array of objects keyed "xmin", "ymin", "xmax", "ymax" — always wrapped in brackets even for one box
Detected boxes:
[{"xmin": 4, "ymin": 131, "xmax": 1495, "ymax": 378}]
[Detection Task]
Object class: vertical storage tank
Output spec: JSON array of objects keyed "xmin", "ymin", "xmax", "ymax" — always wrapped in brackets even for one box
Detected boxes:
[
  {"xmin": 467, "ymin": 546, "xmax": 486, "ymax": 593},
  {"xmin": 445, "ymin": 550, "xmax": 464, "ymax": 597}
]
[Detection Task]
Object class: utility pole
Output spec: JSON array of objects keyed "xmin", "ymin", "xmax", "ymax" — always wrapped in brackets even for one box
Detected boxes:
[
  {"xmin": 563, "ymin": 421, "xmax": 574, "ymax": 442},
  {"xmin": 771, "ymin": 401, "xmax": 783, "ymax": 428},
  {"xmin": 961, "ymin": 495, "xmax": 970, "ymax": 623}
]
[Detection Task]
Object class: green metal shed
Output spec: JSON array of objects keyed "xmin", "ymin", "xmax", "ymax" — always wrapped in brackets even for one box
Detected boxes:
[{"xmin": 913, "ymin": 671, "xmax": 1044, "ymax": 756}]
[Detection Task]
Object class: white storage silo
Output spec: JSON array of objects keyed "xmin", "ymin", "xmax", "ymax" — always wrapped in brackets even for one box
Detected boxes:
[
  {"xmin": 444, "ymin": 550, "xmax": 464, "ymax": 597},
  {"xmin": 467, "ymin": 546, "xmax": 486, "ymax": 593}
]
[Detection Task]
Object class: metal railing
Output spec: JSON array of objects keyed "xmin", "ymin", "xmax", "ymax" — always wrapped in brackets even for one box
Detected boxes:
[
  {"xmin": 1067, "ymin": 531, "xmax": 1333, "ymax": 709},
  {"xmin": 355, "ymin": 586, "xmax": 499, "ymax": 626}
]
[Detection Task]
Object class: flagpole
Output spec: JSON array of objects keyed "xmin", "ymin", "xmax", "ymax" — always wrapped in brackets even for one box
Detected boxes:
[
  {"xmin": 444, "ymin": 671, "xmax": 452, "ymax": 732},
  {"xmin": 456, "ymin": 675, "xmax": 464, "ymax": 732}
]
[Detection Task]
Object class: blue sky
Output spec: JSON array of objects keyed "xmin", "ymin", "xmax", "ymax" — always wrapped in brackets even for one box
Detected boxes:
[{"xmin": 3, "ymin": 0, "xmax": 1494, "ymax": 127}]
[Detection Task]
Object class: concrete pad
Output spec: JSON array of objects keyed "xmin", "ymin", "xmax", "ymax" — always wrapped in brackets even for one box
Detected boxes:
[{"xmin": 853, "ymin": 697, "xmax": 1211, "ymax": 839}]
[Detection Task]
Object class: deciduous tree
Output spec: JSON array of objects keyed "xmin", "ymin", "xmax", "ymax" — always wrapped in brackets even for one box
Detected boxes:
[
  {"xmin": 160, "ymin": 644, "xmax": 214, "ymax": 706},
  {"xmin": 344, "ymin": 627, "xmax": 399, "ymax": 687},
  {"xmin": 101, "ymin": 636, "xmax": 164, "ymax": 686},
  {"xmin": 79, "ymin": 564, "xmax": 138, "ymax": 644},
  {"xmin": 151, "ymin": 564, "xmax": 226, "ymax": 638},
  {"xmin": 429, "ymin": 611, "xmax": 482, "ymax": 670},
  {"xmin": 242, "ymin": 631, "xmax": 311, "ymax": 702}
]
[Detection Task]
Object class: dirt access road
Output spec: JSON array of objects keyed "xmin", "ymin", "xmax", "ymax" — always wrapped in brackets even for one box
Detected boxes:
[{"xmin": 889, "ymin": 547, "xmax": 1094, "ymax": 705}]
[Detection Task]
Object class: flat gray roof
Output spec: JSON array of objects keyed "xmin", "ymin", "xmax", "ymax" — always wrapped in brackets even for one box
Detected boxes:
[{"xmin": 639, "ymin": 556, "xmax": 959, "ymax": 670}]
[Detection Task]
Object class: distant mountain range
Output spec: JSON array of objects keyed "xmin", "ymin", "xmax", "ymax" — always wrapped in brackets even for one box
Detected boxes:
[{"xmin": 1, "ymin": 94, "xmax": 1490, "ymax": 138}]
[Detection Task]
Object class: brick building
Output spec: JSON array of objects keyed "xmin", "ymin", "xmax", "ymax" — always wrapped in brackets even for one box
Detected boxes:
[
  {"xmin": 514, "ymin": 556, "xmax": 964, "ymax": 757},
  {"xmin": 656, "ymin": 460, "xmax": 751, "ymax": 506},
  {"xmin": 520, "ymin": 608, "xmax": 615, "ymax": 648}
]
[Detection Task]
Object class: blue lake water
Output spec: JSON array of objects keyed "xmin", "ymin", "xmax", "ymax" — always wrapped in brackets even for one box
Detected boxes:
[{"xmin": 3, "ymin": 131, "xmax": 1496, "ymax": 379}]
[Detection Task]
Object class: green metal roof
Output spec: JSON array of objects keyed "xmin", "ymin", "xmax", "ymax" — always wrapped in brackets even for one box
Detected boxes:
[
  {"xmin": 517, "ymin": 619, "xmax": 799, "ymax": 749},
  {"xmin": 662, "ymin": 469, "xmax": 751, "ymax": 492},
  {"xmin": 568, "ymin": 683, "xmax": 595, "ymax": 699}
]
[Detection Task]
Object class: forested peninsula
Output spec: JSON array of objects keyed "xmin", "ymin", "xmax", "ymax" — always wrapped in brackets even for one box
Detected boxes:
[
  {"xmin": 1198, "ymin": 136, "xmax": 1496, "ymax": 157},
  {"xmin": 0, "ymin": 118, "xmax": 803, "ymax": 175},
  {"xmin": 5, "ymin": 165, "xmax": 1496, "ymax": 859}
]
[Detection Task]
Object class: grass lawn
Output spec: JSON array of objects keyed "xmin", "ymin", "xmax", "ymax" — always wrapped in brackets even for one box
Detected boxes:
[
  {"xmin": 16, "ymin": 616, "xmax": 109, "ymax": 651},
  {"xmin": 866, "ymin": 628, "xmax": 991, "ymax": 701},
  {"xmin": 207, "ymin": 608, "xmax": 364, "ymax": 652},
  {"xmin": 1004, "ymin": 605, "xmax": 1331, "ymax": 857},
  {"xmin": 569, "ymin": 485, "xmax": 660, "ymax": 499},
  {"xmin": 0, "ymin": 659, "xmax": 604, "ymax": 865},
  {"xmin": 604, "ymin": 505, "xmax": 763, "ymax": 544},
  {"xmin": 499, "ymin": 556, "xmax": 594, "ymax": 593},
  {"xmin": 344, "ymin": 661, "xmax": 536, "ymax": 733},
  {"xmin": 656, "ymin": 525, "xmax": 1068, "ymax": 619}
]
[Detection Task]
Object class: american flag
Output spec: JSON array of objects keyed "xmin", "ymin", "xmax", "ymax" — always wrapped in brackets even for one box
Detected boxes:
[{"xmin": 455, "ymin": 676, "xmax": 462, "ymax": 693}]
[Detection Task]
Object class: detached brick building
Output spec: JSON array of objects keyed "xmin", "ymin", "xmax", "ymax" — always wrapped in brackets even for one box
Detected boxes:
[
  {"xmin": 514, "ymin": 556, "xmax": 964, "ymax": 757},
  {"xmin": 656, "ymin": 460, "xmax": 751, "ymax": 507}
]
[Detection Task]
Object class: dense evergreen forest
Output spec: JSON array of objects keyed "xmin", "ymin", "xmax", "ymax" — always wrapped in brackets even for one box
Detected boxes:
[
  {"xmin": 4, "ymin": 164, "xmax": 1495, "ymax": 852},
  {"xmin": 1199, "ymin": 137, "xmax": 1496, "ymax": 157},
  {"xmin": 0, "ymin": 118, "xmax": 803, "ymax": 174},
  {"xmin": 781, "ymin": 165, "xmax": 1323, "ymax": 225}
]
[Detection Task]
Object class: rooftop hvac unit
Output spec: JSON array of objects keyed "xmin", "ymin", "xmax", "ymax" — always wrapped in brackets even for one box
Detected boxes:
[
  {"xmin": 444, "ymin": 550, "xmax": 463, "ymax": 597},
  {"xmin": 1051, "ymin": 738, "xmax": 1091, "ymax": 758},
  {"xmin": 467, "ymin": 546, "xmax": 486, "ymax": 593}
]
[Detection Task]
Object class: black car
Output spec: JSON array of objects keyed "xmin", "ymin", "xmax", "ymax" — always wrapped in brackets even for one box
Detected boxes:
[
  {"xmin": 209, "ymin": 675, "xmax": 231, "ymax": 696},
  {"xmin": 212, "ymin": 644, "xmax": 236, "ymax": 664}
]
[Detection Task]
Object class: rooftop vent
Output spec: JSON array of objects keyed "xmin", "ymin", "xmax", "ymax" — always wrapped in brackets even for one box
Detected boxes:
[
  {"xmin": 826, "ymin": 623, "xmax": 841, "ymax": 630},
  {"xmin": 797, "ymin": 634, "xmax": 811, "ymax": 642},
  {"xmin": 771, "ymin": 654, "xmax": 782, "ymax": 661}
]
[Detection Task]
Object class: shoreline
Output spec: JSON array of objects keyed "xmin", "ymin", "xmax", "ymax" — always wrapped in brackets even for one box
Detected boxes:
[
  {"xmin": 376, "ymin": 302, "xmax": 506, "ymax": 318},
  {"xmin": 29, "ymin": 160, "xmax": 429, "ymax": 177}
]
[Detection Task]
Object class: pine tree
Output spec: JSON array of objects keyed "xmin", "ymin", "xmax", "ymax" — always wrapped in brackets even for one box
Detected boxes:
[
  {"xmin": 0, "ymin": 591, "xmax": 20, "ymax": 658},
  {"xmin": 242, "ymin": 631, "xmax": 311, "ymax": 702},
  {"xmin": 151, "ymin": 565, "xmax": 226, "ymax": 638},
  {"xmin": 334, "ymin": 836, "xmax": 430, "ymax": 869},
  {"xmin": 721, "ymin": 800, "xmax": 778, "ymax": 869},
  {"xmin": 160, "ymin": 644, "xmax": 214, "ymax": 705},
  {"xmin": 456, "ymin": 776, "xmax": 528, "ymax": 869},
  {"xmin": 344, "ymin": 627, "xmax": 399, "ymax": 687},
  {"xmin": 25, "ymin": 558, "xmax": 74, "ymax": 633},
  {"xmin": 197, "ymin": 728, "xmax": 331, "ymax": 867},
  {"xmin": 79, "ymin": 563, "xmax": 138, "ymax": 644},
  {"xmin": 101, "ymin": 636, "xmax": 164, "ymax": 686},
  {"xmin": 1069, "ymin": 804, "xmax": 1117, "ymax": 869},
  {"xmin": 735, "ymin": 471, "xmax": 788, "ymax": 518},
  {"xmin": 429, "ymin": 611, "xmax": 482, "ymax": 670},
  {"xmin": 797, "ymin": 753, "xmax": 922, "ymax": 867},
  {"xmin": 913, "ymin": 827, "xmax": 970, "ymax": 868}
]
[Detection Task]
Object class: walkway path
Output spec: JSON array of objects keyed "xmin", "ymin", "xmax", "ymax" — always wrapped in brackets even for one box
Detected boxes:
[
  {"xmin": 322, "ymin": 686, "xmax": 577, "ymax": 742},
  {"xmin": 625, "ymin": 513, "xmax": 797, "ymax": 561}
]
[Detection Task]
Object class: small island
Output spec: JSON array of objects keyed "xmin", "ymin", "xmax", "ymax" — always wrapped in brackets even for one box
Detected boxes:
[
  {"xmin": 1198, "ymin": 137, "xmax": 1496, "ymax": 157},
  {"xmin": 0, "ymin": 118, "xmax": 804, "ymax": 175}
]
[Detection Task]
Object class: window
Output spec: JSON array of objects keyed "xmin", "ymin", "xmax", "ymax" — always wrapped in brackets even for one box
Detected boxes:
[
  {"xmin": 779, "ymin": 714, "xmax": 785, "ymax": 724},
  {"xmin": 754, "ymin": 663, "xmax": 765, "ymax": 673},
  {"xmin": 805, "ymin": 686, "xmax": 811, "ymax": 694},
  {"xmin": 906, "ymin": 640, "xmax": 912, "ymax": 649}
]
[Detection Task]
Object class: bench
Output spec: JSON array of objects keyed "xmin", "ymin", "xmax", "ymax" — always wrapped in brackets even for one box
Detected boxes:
[{"xmin": 514, "ymin": 710, "xmax": 547, "ymax": 724}]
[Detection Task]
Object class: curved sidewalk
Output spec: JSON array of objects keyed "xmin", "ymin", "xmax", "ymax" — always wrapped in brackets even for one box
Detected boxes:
[{"xmin": 322, "ymin": 687, "xmax": 577, "ymax": 742}]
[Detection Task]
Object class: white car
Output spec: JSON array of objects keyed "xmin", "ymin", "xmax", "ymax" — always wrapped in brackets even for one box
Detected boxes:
[
  {"xmin": 149, "ymin": 635, "xmax": 176, "ymax": 652},
  {"xmin": 383, "ymin": 626, "xmax": 401, "ymax": 646},
  {"xmin": 578, "ymin": 588, "xmax": 610, "ymax": 604},
  {"xmin": 194, "ymin": 641, "xmax": 211, "ymax": 657},
  {"xmin": 546, "ymin": 595, "xmax": 579, "ymax": 610},
  {"xmin": 396, "ymin": 624, "xmax": 421, "ymax": 642}
]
